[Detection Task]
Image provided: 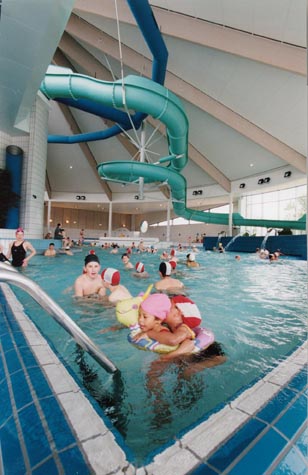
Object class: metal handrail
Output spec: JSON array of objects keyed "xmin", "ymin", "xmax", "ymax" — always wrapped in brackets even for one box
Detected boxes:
[{"xmin": 0, "ymin": 263, "xmax": 118, "ymax": 374}]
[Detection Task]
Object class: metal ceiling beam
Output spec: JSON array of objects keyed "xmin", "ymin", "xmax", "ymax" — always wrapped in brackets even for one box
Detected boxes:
[
  {"xmin": 74, "ymin": 0, "xmax": 306, "ymax": 76},
  {"xmin": 64, "ymin": 15, "xmax": 306, "ymax": 173}
]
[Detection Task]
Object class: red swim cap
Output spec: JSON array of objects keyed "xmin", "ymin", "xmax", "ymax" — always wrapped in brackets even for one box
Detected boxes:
[
  {"xmin": 171, "ymin": 295, "xmax": 202, "ymax": 329},
  {"xmin": 135, "ymin": 262, "xmax": 145, "ymax": 273}
]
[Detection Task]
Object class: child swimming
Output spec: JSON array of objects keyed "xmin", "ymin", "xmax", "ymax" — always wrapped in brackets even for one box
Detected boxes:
[{"xmin": 133, "ymin": 294, "xmax": 199, "ymax": 357}]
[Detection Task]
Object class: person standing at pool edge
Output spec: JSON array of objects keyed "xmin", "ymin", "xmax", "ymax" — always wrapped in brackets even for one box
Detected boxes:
[
  {"xmin": 6, "ymin": 228, "xmax": 36, "ymax": 267},
  {"xmin": 54, "ymin": 223, "xmax": 64, "ymax": 240}
]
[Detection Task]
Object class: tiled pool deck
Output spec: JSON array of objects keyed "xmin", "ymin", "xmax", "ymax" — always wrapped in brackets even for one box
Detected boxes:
[{"xmin": 0, "ymin": 282, "xmax": 307, "ymax": 474}]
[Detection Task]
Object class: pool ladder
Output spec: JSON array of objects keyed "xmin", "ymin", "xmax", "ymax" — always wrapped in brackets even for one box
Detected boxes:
[{"xmin": 0, "ymin": 263, "xmax": 118, "ymax": 374}]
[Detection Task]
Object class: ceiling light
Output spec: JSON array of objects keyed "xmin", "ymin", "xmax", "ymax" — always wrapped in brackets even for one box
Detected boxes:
[
  {"xmin": 239, "ymin": 183, "xmax": 245, "ymax": 189},
  {"xmin": 249, "ymin": 163, "xmax": 254, "ymax": 167},
  {"xmin": 258, "ymin": 179, "xmax": 264, "ymax": 185},
  {"xmin": 284, "ymin": 171, "xmax": 292, "ymax": 178},
  {"xmin": 264, "ymin": 177, "xmax": 271, "ymax": 183}
]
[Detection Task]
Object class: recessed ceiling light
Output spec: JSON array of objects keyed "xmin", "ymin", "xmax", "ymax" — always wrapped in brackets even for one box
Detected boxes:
[
  {"xmin": 69, "ymin": 165, "xmax": 73, "ymax": 169},
  {"xmin": 249, "ymin": 163, "xmax": 254, "ymax": 167}
]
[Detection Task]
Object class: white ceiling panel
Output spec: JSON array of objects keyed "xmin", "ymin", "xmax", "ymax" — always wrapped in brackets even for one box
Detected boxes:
[{"xmin": 1, "ymin": 0, "xmax": 306, "ymax": 217}]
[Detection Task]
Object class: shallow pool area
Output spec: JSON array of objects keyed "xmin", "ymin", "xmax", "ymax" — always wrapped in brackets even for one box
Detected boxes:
[{"xmin": 5, "ymin": 249, "xmax": 306, "ymax": 466}]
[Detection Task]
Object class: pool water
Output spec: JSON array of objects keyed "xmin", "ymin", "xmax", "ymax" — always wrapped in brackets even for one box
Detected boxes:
[{"xmin": 12, "ymin": 249, "xmax": 307, "ymax": 464}]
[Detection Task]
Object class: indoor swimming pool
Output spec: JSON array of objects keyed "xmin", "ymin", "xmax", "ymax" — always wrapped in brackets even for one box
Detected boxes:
[{"xmin": 7, "ymin": 248, "xmax": 306, "ymax": 465}]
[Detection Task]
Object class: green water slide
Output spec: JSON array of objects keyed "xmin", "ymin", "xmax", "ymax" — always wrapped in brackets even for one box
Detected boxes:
[{"xmin": 40, "ymin": 68, "xmax": 306, "ymax": 230}]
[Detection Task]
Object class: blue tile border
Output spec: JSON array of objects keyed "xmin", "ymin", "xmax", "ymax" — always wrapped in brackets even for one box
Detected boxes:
[{"xmin": 0, "ymin": 282, "xmax": 307, "ymax": 475}]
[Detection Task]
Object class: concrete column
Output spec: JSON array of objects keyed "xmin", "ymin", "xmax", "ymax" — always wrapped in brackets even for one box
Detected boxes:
[
  {"xmin": 108, "ymin": 202, "xmax": 112, "ymax": 237},
  {"xmin": 47, "ymin": 200, "xmax": 51, "ymax": 230},
  {"xmin": 228, "ymin": 193, "xmax": 233, "ymax": 236},
  {"xmin": 166, "ymin": 199, "xmax": 171, "ymax": 242}
]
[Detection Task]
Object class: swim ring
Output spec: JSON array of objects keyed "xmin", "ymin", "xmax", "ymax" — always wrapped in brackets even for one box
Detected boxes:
[
  {"xmin": 116, "ymin": 284, "xmax": 153, "ymax": 327},
  {"xmin": 128, "ymin": 325, "xmax": 215, "ymax": 355}
]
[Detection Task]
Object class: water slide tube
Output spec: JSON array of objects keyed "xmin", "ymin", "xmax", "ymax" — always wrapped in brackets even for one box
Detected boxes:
[
  {"xmin": 48, "ymin": 0, "xmax": 168, "ymax": 144},
  {"xmin": 40, "ymin": 70, "xmax": 306, "ymax": 230}
]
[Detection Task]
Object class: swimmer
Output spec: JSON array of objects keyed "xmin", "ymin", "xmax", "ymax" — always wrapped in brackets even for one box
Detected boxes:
[
  {"xmin": 133, "ymin": 294, "xmax": 201, "ymax": 358},
  {"xmin": 235, "ymin": 255, "xmax": 241, "ymax": 260},
  {"xmin": 135, "ymin": 294, "xmax": 172, "ymax": 339},
  {"xmin": 121, "ymin": 253, "xmax": 134, "ymax": 269},
  {"xmin": 74, "ymin": 254, "xmax": 106, "ymax": 298},
  {"xmin": 101, "ymin": 268, "xmax": 132, "ymax": 304},
  {"xmin": 44, "ymin": 242, "xmax": 57, "ymax": 257},
  {"xmin": 154, "ymin": 262, "xmax": 184, "ymax": 293},
  {"xmin": 186, "ymin": 252, "xmax": 200, "ymax": 268},
  {"xmin": 64, "ymin": 246, "xmax": 73, "ymax": 256},
  {"xmin": 218, "ymin": 243, "xmax": 224, "ymax": 253},
  {"xmin": 6, "ymin": 228, "xmax": 36, "ymax": 268},
  {"xmin": 132, "ymin": 262, "xmax": 149, "ymax": 279}
]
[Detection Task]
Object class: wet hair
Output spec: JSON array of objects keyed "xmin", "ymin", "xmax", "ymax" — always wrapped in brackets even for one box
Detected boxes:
[
  {"xmin": 84, "ymin": 254, "xmax": 100, "ymax": 265},
  {"xmin": 187, "ymin": 342, "xmax": 225, "ymax": 363}
]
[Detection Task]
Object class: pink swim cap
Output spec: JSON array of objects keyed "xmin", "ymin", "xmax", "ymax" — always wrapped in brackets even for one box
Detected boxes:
[
  {"xmin": 140, "ymin": 294, "xmax": 171, "ymax": 320},
  {"xmin": 16, "ymin": 227, "xmax": 24, "ymax": 234}
]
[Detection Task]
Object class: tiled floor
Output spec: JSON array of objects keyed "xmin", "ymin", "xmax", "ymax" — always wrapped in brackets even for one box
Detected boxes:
[{"xmin": 0, "ymin": 282, "xmax": 307, "ymax": 475}]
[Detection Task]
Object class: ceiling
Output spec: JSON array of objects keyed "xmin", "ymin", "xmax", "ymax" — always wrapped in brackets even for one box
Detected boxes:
[{"xmin": 1, "ymin": 0, "xmax": 306, "ymax": 217}]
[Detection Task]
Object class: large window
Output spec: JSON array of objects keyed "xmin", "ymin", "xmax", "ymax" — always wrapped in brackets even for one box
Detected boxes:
[
  {"xmin": 240, "ymin": 185, "xmax": 306, "ymax": 235},
  {"xmin": 150, "ymin": 204, "xmax": 230, "ymax": 227}
]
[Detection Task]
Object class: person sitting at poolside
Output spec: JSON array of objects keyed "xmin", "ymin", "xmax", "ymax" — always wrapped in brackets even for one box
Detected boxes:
[
  {"xmin": 121, "ymin": 253, "xmax": 134, "ymax": 269},
  {"xmin": 74, "ymin": 254, "xmax": 106, "ymax": 298},
  {"xmin": 44, "ymin": 242, "xmax": 57, "ymax": 257},
  {"xmin": 154, "ymin": 262, "xmax": 184, "ymax": 293},
  {"xmin": 132, "ymin": 262, "xmax": 149, "ymax": 279},
  {"xmin": 101, "ymin": 268, "xmax": 132, "ymax": 304},
  {"xmin": 6, "ymin": 228, "xmax": 36, "ymax": 268},
  {"xmin": 186, "ymin": 252, "xmax": 200, "ymax": 268}
]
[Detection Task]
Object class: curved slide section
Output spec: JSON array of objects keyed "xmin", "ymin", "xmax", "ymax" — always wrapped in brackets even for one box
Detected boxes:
[
  {"xmin": 40, "ymin": 71, "xmax": 189, "ymax": 171},
  {"xmin": 40, "ymin": 68, "xmax": 306, "ymax": 230},
  {"xmin": 48, "ymin": 0, "xmax": 168, "ymax": 144},
  {"xmin": 97, "ymin": 161, "xmax": 306, "ymax": 230}
]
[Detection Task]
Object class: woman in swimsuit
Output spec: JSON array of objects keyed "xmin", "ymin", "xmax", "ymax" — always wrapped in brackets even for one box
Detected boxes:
[{"xmin": 6, "ymin": 228, "xmax": 36, "ymax": 268}]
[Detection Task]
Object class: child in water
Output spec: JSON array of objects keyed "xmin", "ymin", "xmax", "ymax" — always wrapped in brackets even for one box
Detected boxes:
[
  {"xmin": 101, "ymin": 268, "xmax": 132, "ymax": 304},
  {"xmin": 133, "ymin": 294, "xmax": 201, "ymax": 357},
  {"xmin": 74, "ymin": 254, "xmax": 106, "ymax": 298},
  {"xmin": 134, "ymin": 294, "xmax": 226, "ymax": 367}
]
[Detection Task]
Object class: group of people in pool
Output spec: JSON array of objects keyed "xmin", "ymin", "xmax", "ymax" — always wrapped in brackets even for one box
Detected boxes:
[
  {"xmin": 0, "ymin": 228, "xmax": 252, "ymax": 368},
  {"xmin": 72, "ymin": 249, "xmax": 226, "ymax": 366}
]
